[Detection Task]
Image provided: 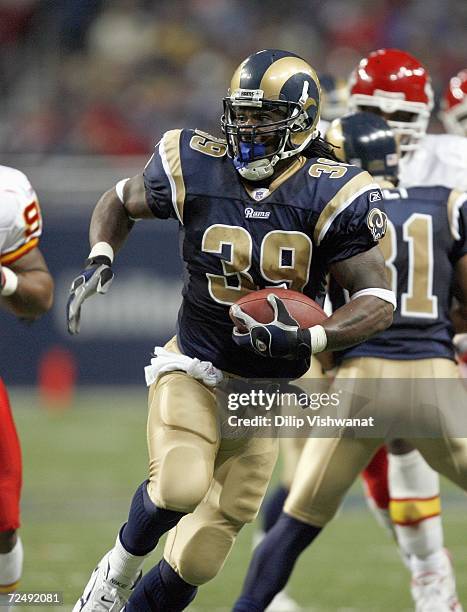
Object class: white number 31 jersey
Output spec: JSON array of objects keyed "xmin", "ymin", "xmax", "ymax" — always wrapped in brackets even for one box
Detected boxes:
[{"xmin": 0, "ymin": 165, "xmax": 42, "ymax": 265}]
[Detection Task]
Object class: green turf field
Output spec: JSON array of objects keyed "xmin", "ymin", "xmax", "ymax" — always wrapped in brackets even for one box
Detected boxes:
[{"xmin": 10, "ymin": 388, "xmax": 467, "ymax": 611}]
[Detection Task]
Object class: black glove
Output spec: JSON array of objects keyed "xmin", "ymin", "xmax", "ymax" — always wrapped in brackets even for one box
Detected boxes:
[
  {"xmin": 231, "ymin": 293, "xmax": 312, "ymax": 360},
  {"xmin": 67, "ymin": 255, "xmax": 114, "ymax": 335}
]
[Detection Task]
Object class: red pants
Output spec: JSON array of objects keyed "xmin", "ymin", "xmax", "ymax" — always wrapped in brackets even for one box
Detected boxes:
[{"xmin": 0, "ymin": 378, "xmax": 21, "ymax": 531}]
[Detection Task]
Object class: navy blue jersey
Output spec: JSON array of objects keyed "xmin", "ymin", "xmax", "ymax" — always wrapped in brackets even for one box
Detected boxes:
[
  {"xmin": 144, "ymin": 128, "xmax": 385, "ymax": 378},
  {"xmin": 331, "ymin": 185, "xmax": 467, "ymax": 361}
]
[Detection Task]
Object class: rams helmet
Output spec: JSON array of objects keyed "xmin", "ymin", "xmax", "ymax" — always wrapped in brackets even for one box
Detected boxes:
[
  {"xmin": 326, "ymin": 111, "xmax": 399, "ymax": 181},
  {"xmin": 221, "ymin": 49, "xmax": 321, "ymax": 181},
  {"xmin": 348, "ymin": 49, "xmax": 433, "ymax": 153},
  {"xmin": 439, "ymin": 70, "xmax": 467, "ymax": 136}
]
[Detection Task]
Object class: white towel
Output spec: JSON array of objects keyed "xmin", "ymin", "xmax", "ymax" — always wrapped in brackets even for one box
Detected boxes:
[{"xmin": 144, "ymin": 347, "xmax": 223, "ymax": 387}]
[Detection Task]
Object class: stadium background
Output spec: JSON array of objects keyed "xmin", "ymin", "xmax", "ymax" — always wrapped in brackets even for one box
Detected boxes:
[{"xmin": 1, "ymin": 1, "xmax": 466, "ymax": 609}]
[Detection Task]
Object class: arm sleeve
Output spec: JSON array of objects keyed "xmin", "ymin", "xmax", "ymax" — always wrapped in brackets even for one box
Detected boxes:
[{"xmin": 143, "ymin": 129, "xmax": 185, "ymax": 223}]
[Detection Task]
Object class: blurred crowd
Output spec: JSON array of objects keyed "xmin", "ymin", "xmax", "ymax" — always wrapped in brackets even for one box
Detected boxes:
[{"xmin": 1, "ymin": 0, "xmax": 467, "ymax": 155}]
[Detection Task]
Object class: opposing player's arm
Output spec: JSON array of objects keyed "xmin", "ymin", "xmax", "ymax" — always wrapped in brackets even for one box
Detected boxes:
[
  {"xmin": 324, "ymin": 245, "xmax": 394, "ymax": 350},
  {"xmin": 451, "ymin": 254, "xmax": 467, "ymax": 333},
  {"xmin": 1, "ymin": 247, "xmax": 53, "ymax": 319}
]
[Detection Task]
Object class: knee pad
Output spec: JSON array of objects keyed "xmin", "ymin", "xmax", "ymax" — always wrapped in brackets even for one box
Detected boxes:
[
  {"xmin": 167, "ymin": 521, "xmax": 238, "ymax": 586},
  {"xmin": 149, "ymin": 440, "xmax": 213, "ymax": 513}
]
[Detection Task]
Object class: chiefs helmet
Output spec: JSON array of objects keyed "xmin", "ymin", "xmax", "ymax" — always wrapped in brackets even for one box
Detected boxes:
[
  {"xmin": 439, "ymin": 70, "xmax": 467, "ymax": 136},
  {"xmin": 325, "ymin": 112, "xmax": 398, "ymax": 181},
  {"xmin": 222, "ymin": 49, "xmax": 321, "ymax": 181},
  {"xmin": 348, "ymin": 49, "xmax": 433, "ymax": 153},
  {"xmin": 319, "ymin": 74, "xmax": 349, "ymax": 122}
]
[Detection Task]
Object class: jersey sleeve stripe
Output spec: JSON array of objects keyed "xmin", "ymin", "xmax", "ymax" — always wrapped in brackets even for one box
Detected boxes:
[
  {"xmin": 446, "ymin": 189, "xmax": 467, "ymax": 241},
  {"xmin": 0, "ymin": 237, "xmax": 39, "ymax": 265},
  {"xmin": 313, "ymin": 173, "xmax": 378, "ymax": 245},
  {"xmin": 158, "ymin": 129, "xmax": 186, "ymax": 224}
]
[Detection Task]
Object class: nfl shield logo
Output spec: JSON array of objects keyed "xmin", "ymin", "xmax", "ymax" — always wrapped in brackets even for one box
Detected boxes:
[{"xmin": 252, "ymin": 188, "xmax": 270, "ymax": 201}]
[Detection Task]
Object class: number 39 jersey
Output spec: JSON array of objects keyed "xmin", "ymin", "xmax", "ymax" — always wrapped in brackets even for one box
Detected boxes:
[
  {"xmin": 0, "ymin": 165, "xmax": 42, "ymax": 265},
  {"xmin": 332, "ymin": 185, "xmax": 467, "ymax": 362},
  {"xmin": 144, "ymin": 128, "xmax": 385, "ymax": 379}
]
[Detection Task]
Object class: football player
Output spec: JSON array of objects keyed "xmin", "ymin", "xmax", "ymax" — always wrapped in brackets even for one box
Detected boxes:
[
  {"xmin": 67, "ymin": 50, "xmax": 395, "ymax": 612},
  {"xmin": 232, "ymin": 112, "xmax": 467, "ymax": 612},
  {"xmin": 0, "ymin": 166, "xmax": 54, "ymax": 610},
  {"xmin": 348, "ymin": 48, "xmax": 467, "ymax": 607}
]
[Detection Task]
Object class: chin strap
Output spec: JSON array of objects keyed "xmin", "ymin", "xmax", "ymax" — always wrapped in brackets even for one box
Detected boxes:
[
  {"xmin": 236, "ymin": 157, "xmax": 277, "ymax": 181},
  {"xmin": 234, "ymin": 129, "xmax": 319, "ymax": 182}
]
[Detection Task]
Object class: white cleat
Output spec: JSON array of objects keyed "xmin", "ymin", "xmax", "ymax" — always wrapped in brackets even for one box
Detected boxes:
[
  {"xmin": 73, "ymin": 551, "xmax": 142, "ymax": 612},
  {"xmin": 411, "ymin": 550, "xmax": 463, "ymax": 612},
  {"xmin": 266, "ymin": 589, "xmax": 302, "ymax": 612}
]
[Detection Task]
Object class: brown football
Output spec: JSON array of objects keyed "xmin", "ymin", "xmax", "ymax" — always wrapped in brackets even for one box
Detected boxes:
[{"xmin": 230, "ymin": 288, "xmax": 327, "ymax": 332}]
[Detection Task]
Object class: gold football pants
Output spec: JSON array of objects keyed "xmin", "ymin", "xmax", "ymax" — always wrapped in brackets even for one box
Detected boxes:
[
  {"xmin": 284, "ymin": 357, "xmax": 467, "ymax": 527},
  {"xmin": 146, "ymin": 337, "xmax": 278, "ymax": 585}
]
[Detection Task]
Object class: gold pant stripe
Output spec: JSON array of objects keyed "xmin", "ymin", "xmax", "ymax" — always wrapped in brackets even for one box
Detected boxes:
[
  {"xmin": 390, "ymin": 496, "xmax": 441, "ymax": 526},
  {"xmin": 0, "ymin": 581, "xmax": 19, "ymax": 593}
]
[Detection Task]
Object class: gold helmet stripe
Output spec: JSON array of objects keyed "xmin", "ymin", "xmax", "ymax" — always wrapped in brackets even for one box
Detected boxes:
[
  {"xmin": 159, "ymin": 129, "xmax": 186, "ymax": 225},
  {"xmin": 230, "ymin": 58, "xmax": 249, "ymax": 92},
  {"xmin": 325, "ymin": 120, "xmax": 346, "ymax": 162},
  {"xmin": 259, "ymin": 56, "xmax": 319, "ymax": 101},
  {"xmin": 313, "ymin": 171, "xmax": 376, "ymax": 245}
]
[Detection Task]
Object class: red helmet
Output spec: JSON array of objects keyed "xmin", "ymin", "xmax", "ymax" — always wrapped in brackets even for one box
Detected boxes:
[
  {"xmin": 348, "ymin": 49, "xmax": 433, "ymax": 152},
  {"xmin": 439, "ymin": 70, "xmax": 467, "ymax": 136}
]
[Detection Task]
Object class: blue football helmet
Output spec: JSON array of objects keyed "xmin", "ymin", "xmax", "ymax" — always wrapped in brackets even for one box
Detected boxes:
[
  {"xmin": 221, "ymin": 49, "xmax": 321, "ymax": 181},
  {"xmin": 325, "ymin": 111, "xmax": 399, "ymax": 180}
]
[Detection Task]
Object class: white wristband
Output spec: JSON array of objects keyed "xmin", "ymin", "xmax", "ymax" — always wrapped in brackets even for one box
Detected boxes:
[
  {"xmin": 115, "ymin": 178, "xmax": 130, "ymax": 204},
  {"xmin": 351, "ymin": 287, "xmax": 397, "ymax": 311},
  {"xmin": 88, "ymin": 242, "xmax": 114, "ymax": 263},
  {"xmin": 1, "ymin": 267, "xmax": 18, "ymax": 296},
  {"xmin": 308, "ymin": 324, "xmax": 327, "ymax": 354}
]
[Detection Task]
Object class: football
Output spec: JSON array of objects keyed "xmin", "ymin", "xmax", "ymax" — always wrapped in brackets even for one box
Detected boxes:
[{"xmin": 230, "ymin": 288, "xmax": 327, "ymax": 332}]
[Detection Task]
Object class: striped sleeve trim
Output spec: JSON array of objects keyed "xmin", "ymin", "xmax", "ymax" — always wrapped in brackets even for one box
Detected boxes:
[
  {"xmin": 158, "ymin": 129, "xmax": 186, "ymax": 224},
  {"xmin": 1, "ymin": 237, "xmax": 39, "ymax": 265},
  {"xmin": 313, "ymin": 173, "xmax": 379, "ymax": 246}
]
